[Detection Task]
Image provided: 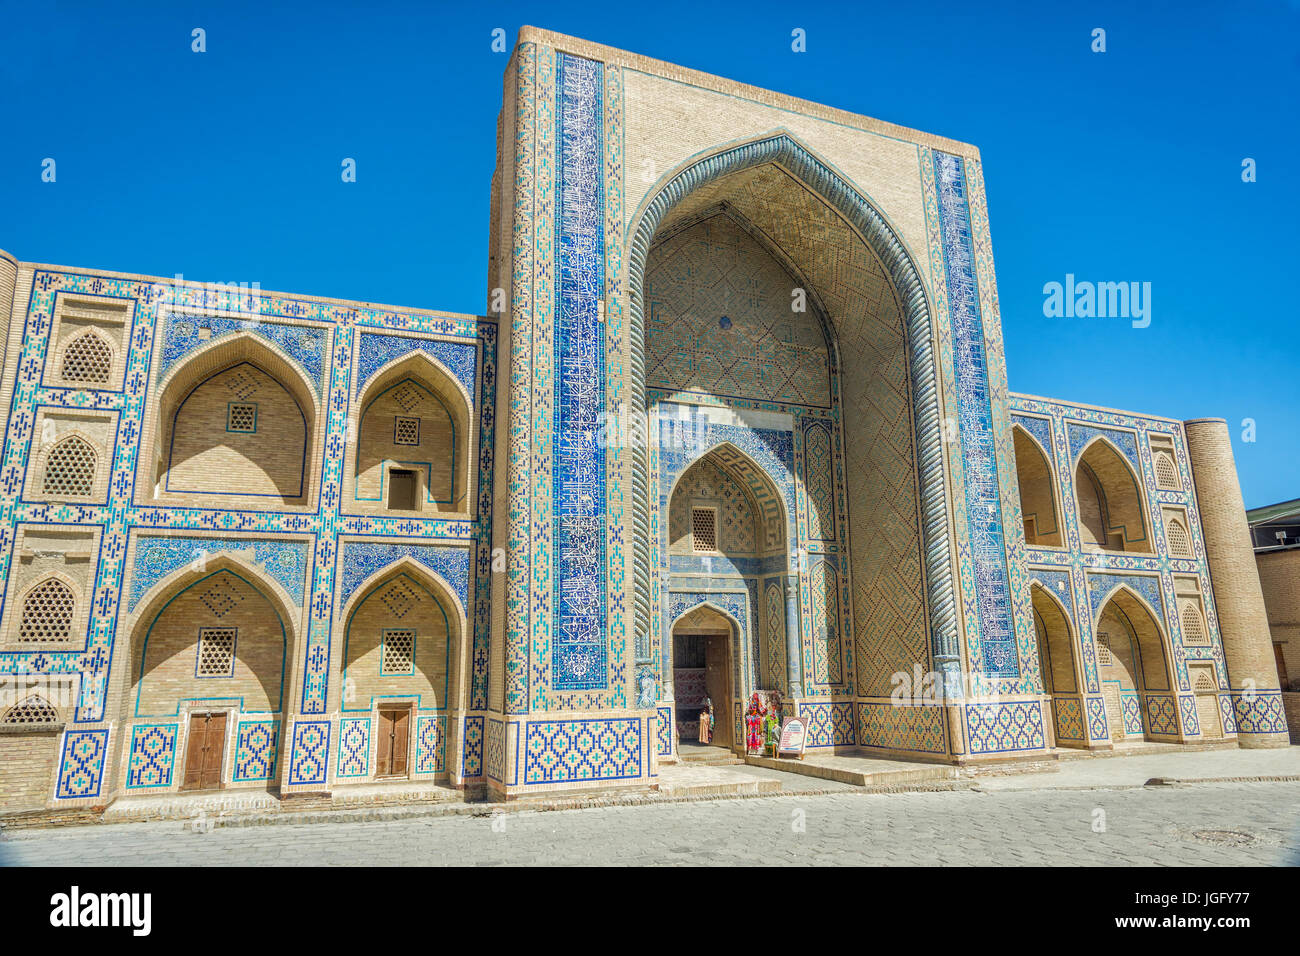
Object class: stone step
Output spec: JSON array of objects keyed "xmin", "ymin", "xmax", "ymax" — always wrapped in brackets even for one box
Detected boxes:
[{"xmin": 654, "ymin": 765, "xmax": 781, "ymax": 799}]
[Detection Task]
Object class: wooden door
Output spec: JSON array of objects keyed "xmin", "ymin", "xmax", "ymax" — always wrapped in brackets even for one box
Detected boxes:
[
  {"xmin": 376, "ymin": 708, "xmax": 410, "ymax": 777},
  {"xmin": 182, "ymin": 712, "xmax": 227, "ymax": 791},
  {"xmin": 704, "ymin": 633, "xmax": 731, "ymax": 748},
  {"xmin": 1276, "ymin": 643, "xmax": 1289, "ymax": 688}
]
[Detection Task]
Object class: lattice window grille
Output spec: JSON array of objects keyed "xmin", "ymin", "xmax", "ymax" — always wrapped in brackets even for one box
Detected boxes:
[
  {"xmin": 1192, "ymin": 668, "xmax": 1217, "ymax": 693},
  {"xmin": 227, "ymin": 402, "xmax": 258, "ymax": 433},
  {"xmin": 393, "ymin": 416, "xmax": 421, "ymax": 446},
  {"xmin": 60, "ymin": 332, "xmax": 113, "ymax": 385},
  {"xmin": 18, "ymin": 579, "xmax": 75, "ymax": 642},
  {"xmin": 1096, "ymin": 632, "xmax": 1114, "ymax": 666},
  {"xmin": 691, "ymin": 508, "xmax": 717, "ymax": 553},
  {"xmin": 381, "ymin": 629, "xmax": 416, "ymax": 675},
  {"xmin": 41, "ymin": 436, "xmax": 96, "ymax": 498},
  {"xmin": 196, "ymin": 627, "xmax": 237, "ymax": 677},
  {"xmin": 1167, "ymin": 518, "xmax": 1192, "ymax": 557},
  {"xmin": 1181, "ymin": 604, "xmax": 1208, "ymax": 646},
  {"xmin": 1154, "ymin": 451, "xmax": 1180, "ymax": 489},
  {"xmin": 1, "ymin": 695, "xmax": 59, "ymax": 724}
]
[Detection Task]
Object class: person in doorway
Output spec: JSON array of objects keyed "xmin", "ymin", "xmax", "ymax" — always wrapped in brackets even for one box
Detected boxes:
[
  {"xmin": 745, "ymin": 693, "xmax": 766, "ymax": 754},
  {"xmin": 698, "ymin": 698, "xmax": 715, "ymax": 744}
]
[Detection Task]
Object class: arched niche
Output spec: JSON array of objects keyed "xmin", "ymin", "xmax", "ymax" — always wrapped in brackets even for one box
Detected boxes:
[
  {"xmin": 1075, "ymin": 438, "xmax": 1151, "ymax": 553},
  {"xmin": 1014, "ymin": 426, "xmax": 1062, "ymax": 547},
  {"xmin": 347, "ymin": 353, "xmax": 473, "ymax": 517},
  {"xmin": 147, "ymin": 334, "xmax": 320, "ymax": 507}
]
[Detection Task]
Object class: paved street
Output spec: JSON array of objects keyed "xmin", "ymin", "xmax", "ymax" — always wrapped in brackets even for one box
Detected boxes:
[{"xmin": 3, "ymin": 781, "xmax": 1297, "ymax": 866}]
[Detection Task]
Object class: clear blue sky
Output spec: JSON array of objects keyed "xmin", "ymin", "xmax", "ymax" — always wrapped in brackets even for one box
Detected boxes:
[{"xmin": 2, "ymin": 1, "xmax": 1296, "ymax": 507}]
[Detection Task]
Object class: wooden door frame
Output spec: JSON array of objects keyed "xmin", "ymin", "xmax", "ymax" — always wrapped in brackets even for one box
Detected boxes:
[
  {"xmin": 181, "ymin": 709, "xmax": 231, "ymax": 792},
  {"xmin": 375, "ymin": 702, "xmax": 414, "ymax": 779}
]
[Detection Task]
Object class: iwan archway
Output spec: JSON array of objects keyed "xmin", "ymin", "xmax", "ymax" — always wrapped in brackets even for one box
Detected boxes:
[{"xmin": 629, "ymin": 132, "xmax": 959, "ymax": 720}]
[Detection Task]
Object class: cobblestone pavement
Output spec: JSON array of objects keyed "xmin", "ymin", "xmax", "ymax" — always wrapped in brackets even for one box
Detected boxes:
[{"xmin": 3, "ymin": 781, "xmax": 1297, "ymax": 866}]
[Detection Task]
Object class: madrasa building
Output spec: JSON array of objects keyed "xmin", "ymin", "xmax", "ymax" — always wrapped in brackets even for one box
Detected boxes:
[{"xmin": 0, "ymin": 27, "xmax": 1289, "ymax": 819}]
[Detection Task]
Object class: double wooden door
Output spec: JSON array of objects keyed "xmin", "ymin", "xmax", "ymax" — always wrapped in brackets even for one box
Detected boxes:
[
  {"xmin": 376, "ymin": 708, "xmax": 410, "ymax": 777},
  {"xmin": 182, "ymin": 712, "xmax": 227, "ymax": 791}
]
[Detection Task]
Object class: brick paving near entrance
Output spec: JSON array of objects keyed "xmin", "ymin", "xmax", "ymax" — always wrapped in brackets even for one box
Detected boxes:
[{"xmin": 2, "ymin": 779, "xmax": 1297, "ymax": 866}]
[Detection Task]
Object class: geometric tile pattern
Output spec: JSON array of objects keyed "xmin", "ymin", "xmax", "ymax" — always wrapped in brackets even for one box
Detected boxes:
[
  {"xmin": 336, "ymin": 717, "xmax": 370, "ymax": 778},
  {"xmin": 856, "ymin": 702, "xmax": 947, "ymax": 753},
  {"xmin": 1121, "ymin": 693, "xmax": 1144, "ymax": 736},
  {"xmin": 415, "ymin": 715, "xmax": 446, "ymax": 774},
  {"xmin": 802, "ymin": 421, "xmax": 835, "ymax": 540},
  {"xmin": 656, "ymin": 706, "xmax": 672, "ymax": 756},
  {"xmin": 965, "ymin": 701, "xmax": 1045, "ymax": 754},
  {"xmin": 56, "ymin": 728, "xmax": 109, "ymax": 798},
  {"xmin": 798, "ymin": 700, "xmax": 855, "ymax": 748},
  {"xmin": 288, "ymin": 721, "xmax": 329, "ymax": 786},
  {"xmin": 645, "ymin": 213, "xmax": 832, "ymax": 408},
  {"xmin": 523, "ymin": 718, "xmax": 642, "ymax": 783},
  {"xmin": 1231, "ymin": 691, "xmax": 1288, "ymax": 735},
  {"xmin": 126, "ymin": 722, "xmax": 178, "ymax": 788},
  {"xmin": 232, "ymin": 720, "xmax": 279, "ymax": 782},
  {"xmin": 461, "ymin": 715, "xmax": 484, "ymax": 778},
  {"xmin": 808, "ymin": 560, "xmax": 842, "ymax": 686},
  {"xmin": 1145, "ymin": 696, "xmax": 1178, "ymax": 737},
  {"xmin": 1087, "ymin": 696, "xmax": 1109, "ymax": 740},
  {"xmin": 1052, "ymin": 698, "xmax": 1085, "ymax": 741},
  {"xmin": 1178, "ymin": 694, "xmax": 1200, "ymax": 736}
]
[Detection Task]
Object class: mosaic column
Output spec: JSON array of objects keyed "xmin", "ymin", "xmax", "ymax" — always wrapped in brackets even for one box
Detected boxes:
[
  {"xmin": 1184, "ymin": 418, "xmax": 1289, "ymax": 746},
  {"xmin": 784, "ymin": 573, "xmax": 803, "ymax": 697},
  {"xmin": 932, "ymin": 151, "xmax": 1018, "ymax": 685}
]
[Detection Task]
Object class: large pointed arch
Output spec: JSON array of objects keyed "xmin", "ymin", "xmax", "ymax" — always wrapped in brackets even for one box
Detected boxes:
[
  {"xmin": 143, "ymin": 332, "xmax": 322, "ymax": 507},
  {"xmin": 666, "ymin": 439, "xmax": 791, "ymax": 557},
  {"xmin": 1014, "ymin": 424, "xmax": 1062, "ymax": 547},
  {"xmin": 346, "ymin": 351, "xmax": 474, "ymax": 517},
  {"xmin": 1093, "ymin": 584, "xmax": 1175, "ymax": 741},
  {"xmin": 626, "ymin": 130, "xmax": 957, "ymax": 690},
  {"xmin": 1074, "ymin": 436, "xmax": 1151, "ymax": 553},
  {"xmin": 337, "ymin": 556, "xmax": 470, "ymax": 728},
  {"xmin": 124, "ymin": 552, "xmax": 302, "ymax": 719}
]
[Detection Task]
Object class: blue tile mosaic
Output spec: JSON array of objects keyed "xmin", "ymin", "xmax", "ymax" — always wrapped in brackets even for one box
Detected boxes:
[
  {"xmin": 551, "ymin": 53, "xmax": 608, "ymax": 691},
  {"xmin": 933, "ymin": 151, "xmax": 1017, "ymax": 679}
]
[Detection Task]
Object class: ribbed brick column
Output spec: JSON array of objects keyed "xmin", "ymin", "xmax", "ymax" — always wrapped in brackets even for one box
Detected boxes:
[
  {"xmin": 0, "ymin": 250, "xmax": 16, "ymax": 373},
  {"xmin": 1184, "ymin": 418, "xmax": 1289, "ymax": 747}
]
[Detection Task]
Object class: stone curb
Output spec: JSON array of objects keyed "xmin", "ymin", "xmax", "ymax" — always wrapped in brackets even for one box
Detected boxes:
[{"xmin": 1, "ymin": 777, "xmax": 983, "ymax": 836}]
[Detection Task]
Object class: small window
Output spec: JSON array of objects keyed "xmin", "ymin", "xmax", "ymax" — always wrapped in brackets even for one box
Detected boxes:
[
  {"xmin": 393, "ymin": 416, "xmax": 420, "ymax": 446},
  {"xmin": 388, "ymin": 469, "xmax": 418, "ymax": 510},
  {"xmin": 60, "ymin": 332, "xmax": 113, "ymax": 385},
  {"xmin": 1154, "ymin": 451, "xmax": 1180, "ymax": 489},
  {"xmin": 1, "ymin": 695, "xmax": 59, "ymax": 725},
  {"xmin": 691, "ymin": 507, "xmax": 717, "ymax": 553},
  {"xmin": 1167, "ymin": 518, "xmax": 1192, "ymax": 557},
  {"xmin": 1096, "ymin": 632, "xmax": 1114, "ymax": 666},
  {"xmin": 42, "ymin": 436, "xmax": 96, "ymax": 498},
  {"xmin": 1181, "ymin": 604, "xmax": 1208, "ymax": 646},
  {"xmin": 1192, "ymin": 666, "xmax": 1217, "ymax": 693},
  {"xmin": 18, "ymin": 579, "xmax": 75, "ymax": 642},
  {"xmin": 196, "ymin": 627, "xmax": 237, "ymax": 677},
  {"xmin": 381, "ymin": 628, "xmax": 416, "ymax": 675},
  {"xmin": 227, "ymin": 402, "xmax": 258, "ymax": 433}
]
